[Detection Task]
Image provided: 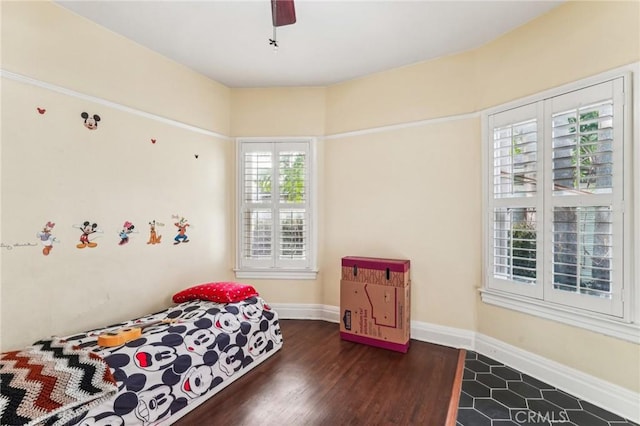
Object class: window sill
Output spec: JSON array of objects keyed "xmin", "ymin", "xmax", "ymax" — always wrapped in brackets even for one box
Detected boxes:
[
  {"xmin": 234, "ymin": 268, "xmax": 318, "ymax": 280},
  {"xmin": 480, "ymin": 288, "xmax": 640, "ymax": 344}
]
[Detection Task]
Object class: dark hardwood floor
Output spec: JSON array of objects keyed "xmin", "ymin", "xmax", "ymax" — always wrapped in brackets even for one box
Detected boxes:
[{"xmin": 173, "ymin": 319, "xmax": 461, "ymax": 426}]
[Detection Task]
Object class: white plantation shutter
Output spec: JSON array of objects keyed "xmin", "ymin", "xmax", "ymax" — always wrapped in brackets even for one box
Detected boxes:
[
  {"xmin": 241, "ymin": 146, "xmax": 273, "ymax": 267},
  {"xmin": 551, "ymin": 101, "xmax": 614, "ymax": 195},
  {"xmin": 493, "ymin": 207, "xmax": 538, "ymax": 284},
  {"xmin": 243, "ymin": 209, "xmax": 272, "ymax": 261},
  {"xmin": 544, "ymin": 79, "xmax": 624, "ymax": 316},
  {"xmin": 488, "ymin": 103, "xmax": 543, "ymax": 298},
  {"xmin": 279, "ymin": 209, "xmax": 306, "ymax": 260},
  {"xmin": 552, "ymin": 207, "xmax": 613, "ymax": 297},
  {"xmin": 277, "ymin": 148, "xmax": 309, "ymax": 267},
  {"xmin": 493, "ymin": 118, "xmax": 538, "ymax": 198},
  {"xmin": 238, "ymin": 140, "xmax": 313, "ymax": 273},
  {"xmin": 485, "ymin": 76, "xmax": 628, "ymax": 319}
]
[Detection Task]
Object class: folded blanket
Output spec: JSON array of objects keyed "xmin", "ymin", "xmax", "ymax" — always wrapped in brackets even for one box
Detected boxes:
[{"xmin": 0, "ymin": 339, "xmax": 117, "ymax": 426}]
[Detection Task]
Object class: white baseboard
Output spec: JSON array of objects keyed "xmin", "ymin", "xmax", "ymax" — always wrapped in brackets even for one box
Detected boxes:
[
  {"xmin": 410, "ymin": 320, "xmax": 475, "ymax": 350},
  {"xmin": 270, "ymin": 303, "xmax": 339, "ymax": 323},
  {"xmin": 273, "ymin": 303, "xmax": 640, "ymax": 423},
  {"xmin": 475, "ymin": 333, "xmax": 640, "ymax": 423}
]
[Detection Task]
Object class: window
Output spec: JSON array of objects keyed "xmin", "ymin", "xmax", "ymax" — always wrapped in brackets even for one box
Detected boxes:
[
  {"xmin": 235, "ymin": 139, "xmax": 317, "ymax": 279},
  {"xmin": 482, "ymin": 71, "xmax": 638, "ymax": 341}
]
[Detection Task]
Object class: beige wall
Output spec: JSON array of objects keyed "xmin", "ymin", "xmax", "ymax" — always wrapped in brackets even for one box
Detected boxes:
[
  {"xmin": 474, "ymin": 0, "xmax": 640, "ymax": 110},
  {"xmin": 326, "ymin": 52, "xmax": 477, "ymax": 135},
  {"xmin": 321, "ymin": 0, "xmax": 639, "ymax": 393},
  {"xmin": 229, "ymin": 88, "xmax": 327, "ymax": 304},
  {"xmin": 231, "ymin": 87, "xmax": 326, "ymax": 137},
  {"xmin": 323, "ymin": 119, "xmax": 481, "ymax": 331},
  {"xmin": 1, "ymin": 1, "xmax": 233, "ymax": 350},
  {"xmin": 1, "ymin": 1, "xmax": 230, "ymax": 134}
]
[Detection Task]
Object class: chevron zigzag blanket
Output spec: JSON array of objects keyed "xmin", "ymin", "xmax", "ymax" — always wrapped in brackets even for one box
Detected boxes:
[{"xmin": 0, "ymin": 339, "xmax": 117, "ymax": 426}]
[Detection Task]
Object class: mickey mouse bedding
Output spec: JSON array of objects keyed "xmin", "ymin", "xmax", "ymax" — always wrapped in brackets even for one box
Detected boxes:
[{"xmin": 56, "ymin": 296, "xmax": 283, "ymax": 425}]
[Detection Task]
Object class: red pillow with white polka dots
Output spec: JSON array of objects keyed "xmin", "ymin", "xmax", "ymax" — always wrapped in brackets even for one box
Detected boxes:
[{"xmin": 172, "ymin": 282, "xmax": 259, "ymax": 304}]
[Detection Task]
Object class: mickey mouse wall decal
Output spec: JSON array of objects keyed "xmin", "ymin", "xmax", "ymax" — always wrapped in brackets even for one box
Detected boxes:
[
  {"xmin": 194, "ymin": 154, "xmax": 199, "ymax": 159},
  {"xmin": 73, "ymin": 220, "xmax": 101, "ymax": 248},
  {"xmin": 151, "ymin": 138, "xmax": 157, "ymax": 144},
  {"xmin": 81, "ymin": 112, "xmax": 101, "ymax": 130},
  {"xmin": 37, "ymin": 107, "xmax": 46, "ymax": 115}
]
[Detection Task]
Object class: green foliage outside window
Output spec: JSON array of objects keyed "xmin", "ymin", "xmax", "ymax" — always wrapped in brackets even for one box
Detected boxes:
[{"xmin": 259, "ymin": 154, "xmax": 305, "ymax": 202}]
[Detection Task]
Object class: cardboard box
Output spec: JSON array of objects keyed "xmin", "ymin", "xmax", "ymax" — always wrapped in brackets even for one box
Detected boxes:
[
  {"xmin": 341, "ymin": 256, "xmax": 410, "ymax": 287},
  {"xmin": 339, "ymin": 279, "xmax": 411, "ymax": 353}
]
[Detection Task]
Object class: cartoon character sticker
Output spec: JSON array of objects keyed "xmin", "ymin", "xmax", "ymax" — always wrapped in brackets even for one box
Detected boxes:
[
  {"xmin": 73, "ymin": 221, "xmax": 101, "ymax": 248},
  {"xmin": 81, "ymin": 112, "xmax": 101, "ymax": 130},
  {"xmin": 119, "ymin": 221, "xmax": 136, "ymax": 245},
  {"xmin": 36, "ymin": 221, "xmax": 57, "ymax": 255},
  {"xmin": 147, "ymin": 220, "xmax": 164, "ymax": 245},
  {"xmin": 172, "ymin": 215, "xmax": 190, "ymax": 245}
]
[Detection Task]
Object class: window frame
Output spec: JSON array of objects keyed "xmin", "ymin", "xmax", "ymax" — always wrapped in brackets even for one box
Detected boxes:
[
  {"xmin": 234, "ymin": 137, "xmax": 318, "ymax": 280},
  {"xmin": 480, "ymin": 64, "xmax": 639, "ymax": 343}
]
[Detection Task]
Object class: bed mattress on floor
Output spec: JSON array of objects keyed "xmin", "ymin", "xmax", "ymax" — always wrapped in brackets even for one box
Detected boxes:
[{"xmin": 57, "ymin": 296, "xmax": 283, "ymax": 425}]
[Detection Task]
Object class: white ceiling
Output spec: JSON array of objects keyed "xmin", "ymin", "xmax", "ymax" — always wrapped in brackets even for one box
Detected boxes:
[{"xmin": 55, "ymin": 0, "xmax": 564, "ymax": 88}]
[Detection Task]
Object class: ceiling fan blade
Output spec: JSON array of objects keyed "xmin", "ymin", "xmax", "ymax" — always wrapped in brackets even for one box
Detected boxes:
[{"xmin": 272, "ymin": 0, "xmax": 296, "ymax": 27}]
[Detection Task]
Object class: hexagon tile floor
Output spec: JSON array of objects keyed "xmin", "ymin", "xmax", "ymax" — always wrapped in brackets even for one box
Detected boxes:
[{"xmin": 456, "ymin": 351, "xmax": 638, "ymax": 426}]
